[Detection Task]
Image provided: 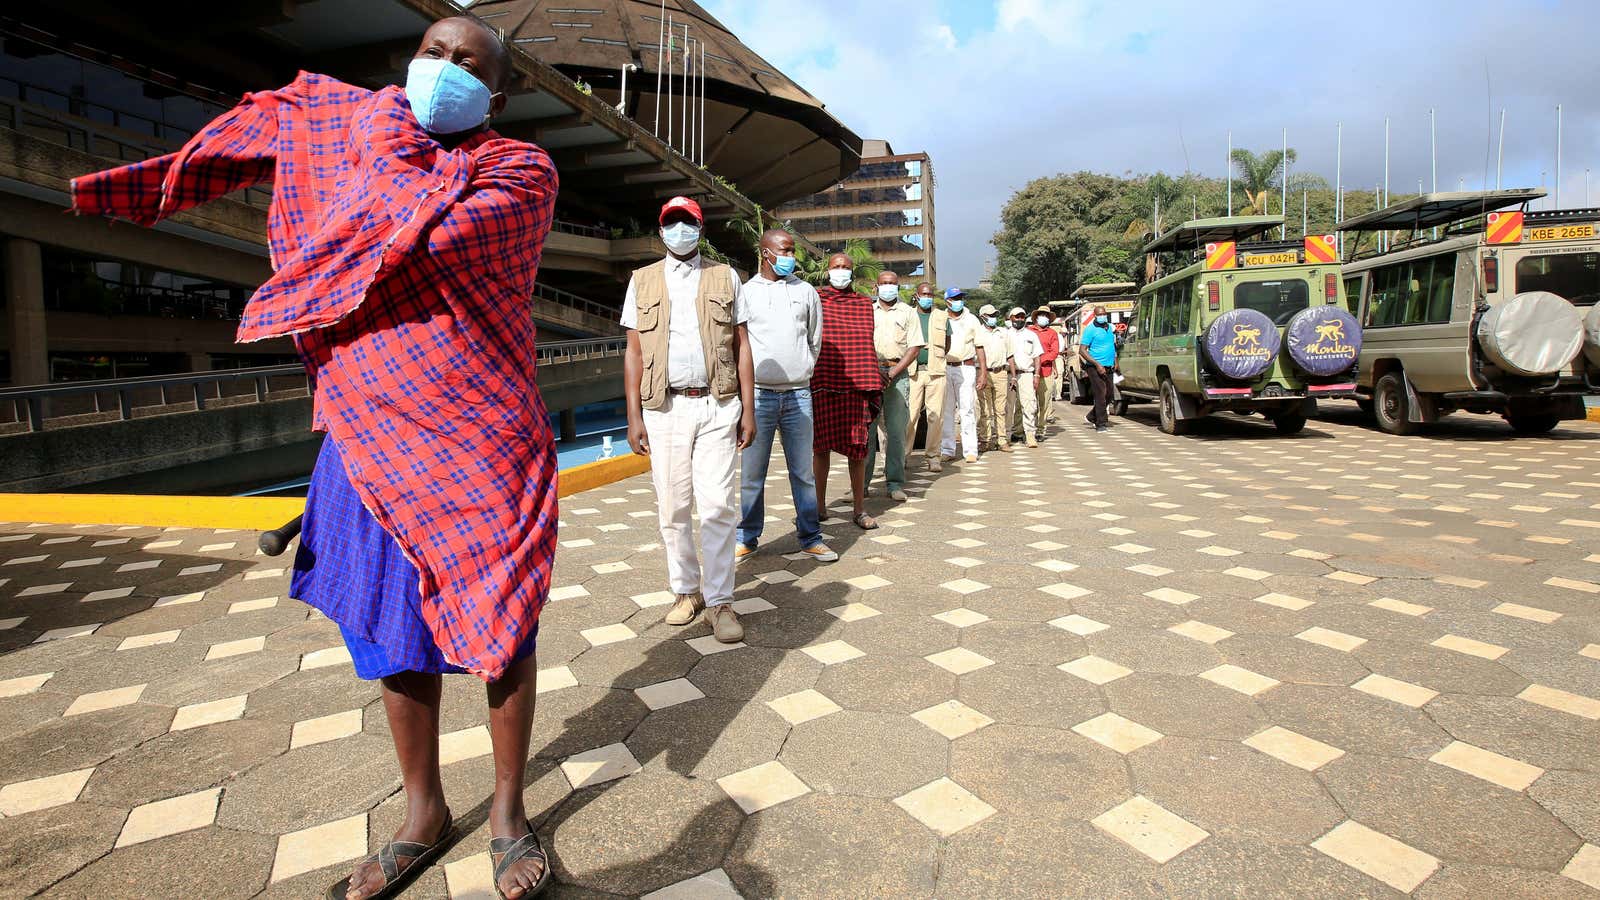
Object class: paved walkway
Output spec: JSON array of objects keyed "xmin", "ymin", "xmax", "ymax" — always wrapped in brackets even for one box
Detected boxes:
[{"xmin": 1, "ymin": 403, "xmax": 1599, "ymax": 898}]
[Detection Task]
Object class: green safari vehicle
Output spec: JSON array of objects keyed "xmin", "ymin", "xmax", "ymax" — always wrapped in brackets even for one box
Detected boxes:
[{"xmin": 1119, "ymin": 216, "xmax": 1364, "ymax": 435}]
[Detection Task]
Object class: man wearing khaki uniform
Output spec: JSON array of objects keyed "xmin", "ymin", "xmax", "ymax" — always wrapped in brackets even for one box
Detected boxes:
[
  {"xmin": 975, "ymin": 304, "xmax": 1014, "ymax": 452},
  {"xmin": 904, "ymin": 282, "xmax": 951, "ymax": 473},
  {"xmin": 867, "ymin": 271, "xmax": 923, "ymax": 501},
  {"xmin": 1007, "ymin": 306, "xmax": 1044, "ymax": 447}
]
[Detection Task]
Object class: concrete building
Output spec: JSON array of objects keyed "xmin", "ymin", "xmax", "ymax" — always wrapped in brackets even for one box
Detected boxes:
[
  {"xmin": 777, "ymin": 139, "xmax": 937, "ymax": 285},
  {"xmin": 0, "ymin": 0, "xmax": 861, "ymax": 388}
]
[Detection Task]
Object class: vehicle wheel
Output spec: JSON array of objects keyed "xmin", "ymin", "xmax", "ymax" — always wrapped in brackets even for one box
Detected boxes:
[
  {"xmin": 1231, "ymin": 410, "xmax": 1255, "ymax": 417},
  {"xmin": 1158, "ymin": 380, "xmax": 1189, "ymax": 435},
  {"xmin": 1111, "ymin": 396, "xmax": 1129, "ymax": 417},
  {"xmin": 1273, "ymin": 411, "xmax": 1307, "ymax": 435},
  {"xmin": 1507, "ymin": 412, "xmax": 1560, "ymax": 434},
  {"xmin": 1372, "ymin": 373, "xmax": 1417, "ymax": 435}
]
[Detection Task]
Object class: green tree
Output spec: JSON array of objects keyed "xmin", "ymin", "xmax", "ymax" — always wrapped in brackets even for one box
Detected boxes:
[{"xmin": 1229, "ymin": 147, "xmax": 1297, "ymax": 216}]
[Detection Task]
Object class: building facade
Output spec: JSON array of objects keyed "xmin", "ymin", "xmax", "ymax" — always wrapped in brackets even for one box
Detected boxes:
[
  {"xmin": 0, "ymin": 0, "xmax": 854, "ymax": 388},
  {"xmin": 777, "ymin": 140, "xmax": 936, "ymax": 285}
]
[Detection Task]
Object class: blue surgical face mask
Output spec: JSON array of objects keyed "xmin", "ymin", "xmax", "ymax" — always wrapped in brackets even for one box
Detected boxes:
[
  {"xmin": 1095, "ymin": 315, "xmax": 1109, "ymax": 325},
  {"xmin": 949, "ymin": 299, "xmax": 965, "ymax": 314},
  {"xmin": 917, "ymin": 296, "xmax": 934, "ymax": 311},
  {"xmin": 877, "ymin": 284, "xmax": 900, "ymax": 302},
  {"xmin": 406, "ymin": 58, "xmax": 496, "ymax": 135},
  {"xmin": 660, "ymin": 222, "xmax": 701, "ymax": 255},
  {"xmin": 771, "ymin": 253, "xmax": 797, "ymax": 277},
  {"xmin": 985, "ymin": 316, "xmax": 998, "ymax": 328}
]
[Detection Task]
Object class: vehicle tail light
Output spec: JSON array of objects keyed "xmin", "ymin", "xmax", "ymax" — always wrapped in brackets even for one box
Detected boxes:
[
  {"xmin": 1325, "ymin": 273, "xmax": 1337, "ymax": 303},
  {"xmin": 1482, "ymin": 256, "xmax": 1499, "ymax": 293},
  {"xmin": 1207, "ymin": 281, "xmax": 1220, "ymax": 310}
]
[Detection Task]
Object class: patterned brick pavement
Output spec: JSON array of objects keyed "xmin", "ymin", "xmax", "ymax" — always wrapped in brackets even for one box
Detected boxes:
[{"xmin": 1, "ymin": 403, "xmax": 1598, "ymax": 897}]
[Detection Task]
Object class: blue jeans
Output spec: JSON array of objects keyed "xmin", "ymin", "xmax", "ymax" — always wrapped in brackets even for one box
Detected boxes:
[{"xmin": 738, "ymin": 387, "xmax": 823, "ymax": 549}]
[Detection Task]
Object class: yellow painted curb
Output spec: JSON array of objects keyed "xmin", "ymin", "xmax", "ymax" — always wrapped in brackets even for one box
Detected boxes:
[
  {"xmin": 2, "ymin": 454, "xmax": 649, "ymax": 531},
  {"xmin": 1586, "ymin": 406, "xmax": 1600, "ymax": 423},
  {"xmin": 558, "ymin": 453, "xmax": 650, "ymax": 498},
  {"xmin": 1, "ymin": 494, "xmax": 306, "ymax": 532}
]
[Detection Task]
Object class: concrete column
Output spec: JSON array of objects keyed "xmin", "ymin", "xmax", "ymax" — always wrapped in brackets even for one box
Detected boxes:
[
  {"xmin": 4, "ymin": 238, "xmax": 48, "ymax": 386},
  {"xmin": 559, "ymin": 408, "xmax": 578, "ymax": 443}
]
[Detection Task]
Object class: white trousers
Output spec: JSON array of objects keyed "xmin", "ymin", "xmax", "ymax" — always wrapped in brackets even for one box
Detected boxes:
[
  {"xmin": 1010, "ymin": 371, "xmax": 1038, "ymax": 438},
  {"xmin": 940, "ymin": 363, "xmax": 979, "ymax": 457},
  {"xmin": 642, "ymin": 393, "xmax": 741, "ymax": 606}
]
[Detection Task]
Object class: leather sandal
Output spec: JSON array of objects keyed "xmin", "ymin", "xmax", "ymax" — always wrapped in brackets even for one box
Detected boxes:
[
  {"xmin": 326, "ymin": 812, "xmax": 454, "ymax": 900},
  {"xmin": 490, "ymin": 821, "xmax": 552, "ymax": 899}
]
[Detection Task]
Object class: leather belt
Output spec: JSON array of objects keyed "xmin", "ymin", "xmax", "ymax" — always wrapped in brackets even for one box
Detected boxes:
[
  {"xmin": 669, "ymin": 386, "xmax": 712, "ymax": 397},
  {"xmin": 988, "ymin": 366, "xmax": 1007, "ymax": 372}
]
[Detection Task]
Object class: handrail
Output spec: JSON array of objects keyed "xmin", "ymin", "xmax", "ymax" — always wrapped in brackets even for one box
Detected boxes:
[
  {"xmin": 532, "ymin": 281, "xmax": 618, "ymax": 324},
  {"xmin": 4, "ymin": 340, "xmax": 629, "ymax": 433},
  {"xmin": 552, "ymin": 219, "xmax": 610, "ymax": 240}
]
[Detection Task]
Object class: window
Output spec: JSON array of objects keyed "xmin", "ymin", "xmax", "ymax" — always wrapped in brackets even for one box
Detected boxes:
[
  {"xmin": 1342, "ymin": 276, "xmax": 1363, "ymax": 316},
  {"xmin": 1516, "ymin": 251, "xmax": 1600, "ymax": 306},
  {"xmin": 1137, "ymin": 295, "xmax": 1155, "ymax": 341},
  {"xmin": 1233, "ymin": 279, "xmax": 1308, "ymax": 325},
  {"xmin": 1364, "ymin": 254, "xmax": 1455, "ymax": 327}
]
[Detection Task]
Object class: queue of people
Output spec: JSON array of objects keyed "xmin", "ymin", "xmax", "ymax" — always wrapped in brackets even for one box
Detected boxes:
[{"xmin": 620, "ymin": 200, "xmax": 1087, "ymax": 650}]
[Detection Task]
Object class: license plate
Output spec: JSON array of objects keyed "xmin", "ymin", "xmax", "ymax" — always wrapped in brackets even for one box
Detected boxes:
[
  {"xmin": 1243, "ymin": 252, "xmax": 1298, "ymax": 266},
  {"xmin": 1526, "ymin": 223, "xmax": 1597, "ymax": 242}
]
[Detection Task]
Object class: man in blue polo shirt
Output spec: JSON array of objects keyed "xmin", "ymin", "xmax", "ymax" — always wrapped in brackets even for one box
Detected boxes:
[{"xmin": 1078, "ymin": 304, "xmax": 1118, "ymax": 432}]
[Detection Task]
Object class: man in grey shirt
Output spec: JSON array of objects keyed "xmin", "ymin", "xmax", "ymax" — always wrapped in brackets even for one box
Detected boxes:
[{"xmin": 736, "ymin": 229, "xmax": 837, "ymax": 562}]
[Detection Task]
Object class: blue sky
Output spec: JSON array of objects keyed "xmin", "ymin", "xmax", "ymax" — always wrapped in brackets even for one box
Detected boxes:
[{"xmin": 702, "ymin": 0, "xmax": 1600, "ymax": 289}]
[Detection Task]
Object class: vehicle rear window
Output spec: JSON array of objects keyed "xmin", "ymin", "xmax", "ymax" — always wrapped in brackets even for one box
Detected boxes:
[
  {"xmin": 1516, "ymin": 252, "xmax": 1600, "ymax": 306},
  {"xmin": 1232, "ymin": 280, "xmax": 1308, "ymax": 325}
]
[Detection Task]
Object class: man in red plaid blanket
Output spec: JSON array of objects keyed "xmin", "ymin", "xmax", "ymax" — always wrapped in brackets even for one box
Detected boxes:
[
  {"xmin": 812, "ymin": 253, "xmax": 885, "ymax": 530},
  {"xmin": 72, "ymin": 17, "xmax": 556, "ymax": 900}
]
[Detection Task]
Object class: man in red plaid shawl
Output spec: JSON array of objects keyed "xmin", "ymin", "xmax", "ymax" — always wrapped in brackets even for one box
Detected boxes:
[
  {"xmin": 812, "ymin": 253, "xmax": 885, "ymax": 530},
  {"xmin": 72, "ymin": 17, "xmax": 556, "ymax": 900}
]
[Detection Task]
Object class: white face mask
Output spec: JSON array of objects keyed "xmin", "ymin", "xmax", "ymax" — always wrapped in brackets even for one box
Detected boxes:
[
  {"xmin": 877, "ymin": 284, "xmax": 899, "ymax": 302},
  {"xmin": 1035, "ymin": 316, "xmax": 1049, "ymax": 327},
  {"xmin": 660, "ymin": 222, "xmax": 701, "ymax": 255},
  {"xmin": 828, "ymin": 268, "xmax": 853, "ymax": 289}
]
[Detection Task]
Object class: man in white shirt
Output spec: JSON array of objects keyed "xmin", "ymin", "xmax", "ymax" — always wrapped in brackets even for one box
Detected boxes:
[
  {"xmin": 939, "ymin": 287, "xmax": 987, "ymax": 463},
  {"xmin": 736, "ymin": 228, "xmax": 837, "ymax": 563},
  {"xmin": 1006, "ymin": 306, "xmax": 1044, "ymax": 448},
  {"xmin": 867, "ymin": 271, "xmax": 923, "ymax": 501},
  {"xmin": 622, "ymin": 197, "xmax": 756, "ymax": 644}
]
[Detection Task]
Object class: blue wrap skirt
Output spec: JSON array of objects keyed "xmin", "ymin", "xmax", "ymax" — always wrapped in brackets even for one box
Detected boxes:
[{"xmin": 289, "ymin": 437, "xmax": 537, "ymax": 680}]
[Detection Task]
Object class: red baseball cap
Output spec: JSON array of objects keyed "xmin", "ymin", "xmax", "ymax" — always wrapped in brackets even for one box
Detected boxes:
[{"xmin": 659, "ymin": 196, "xmax": 703, "ymax": 225}]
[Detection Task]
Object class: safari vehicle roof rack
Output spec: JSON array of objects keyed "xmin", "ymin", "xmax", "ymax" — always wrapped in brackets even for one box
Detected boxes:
[
  {"xmin": 1070, "ymin": 282, "xmax": 1138, "ymax": 301},
  {"xmin": 1142, "ymin": 216, "xmax": 1284, "ymax": 255},
  {"xmin": 1336, "ymin": 189, "xmax": 1544, "ymax": 233},
  {"xmin": 1233, "ymin": 238, "xmax": 1304, "ymax": 254},
  {"xmin": 1525, "ymin": 207, "xmax": 1600, "ymax": 225}
]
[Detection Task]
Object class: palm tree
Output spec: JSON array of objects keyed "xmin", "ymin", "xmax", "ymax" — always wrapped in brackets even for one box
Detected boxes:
[{"xmin": 1230, "ymin": 148, "xmax": 1296, "ymax": 216}]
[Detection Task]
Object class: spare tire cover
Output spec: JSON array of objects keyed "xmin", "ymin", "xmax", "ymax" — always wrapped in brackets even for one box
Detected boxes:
[
  {"xmin": 1476, "ymin": 291, "xmax": 1583, "ymax": 376},
  {"xmin": 1284, "ymin": 305, "xmax": 1362, "ymax": 376},
  {"xmin": 1203, "ymin": 308, "xmax": 1281, "ymax": 380},
  {"xmin": 1582, "ymin": 303, "xmax": 1600, "ymax": 368}
]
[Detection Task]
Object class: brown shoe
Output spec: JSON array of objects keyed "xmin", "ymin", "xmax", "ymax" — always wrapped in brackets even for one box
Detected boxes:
[
  {"xmin": 999, "ymin": 442, "xmax": 1012, "ymax": 452},
  {"xmin": 706, "ymin": 605, "xmax": 744, "ymax": 643},
  {"xmin": 735, "ymin": 544, "xmax": 754, "ymax": 562},
  {"xmin": 664, "ymin": 593, "xmax": 702, "ymax": 626}
]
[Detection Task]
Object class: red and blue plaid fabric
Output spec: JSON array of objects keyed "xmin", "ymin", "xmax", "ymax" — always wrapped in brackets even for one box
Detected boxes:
[
  {"xmin": 73, "ymin": 73, "xmax": 560, "ymax": 681},
  {"xmin": 812, "ymin": 287, "xmax": 881, "ymax": 394}
]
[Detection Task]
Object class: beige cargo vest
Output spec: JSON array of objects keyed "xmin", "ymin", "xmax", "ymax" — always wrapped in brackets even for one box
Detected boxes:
[{"xmin": 632, "ymin": 258, "xmax": 740, "ymax": 411}]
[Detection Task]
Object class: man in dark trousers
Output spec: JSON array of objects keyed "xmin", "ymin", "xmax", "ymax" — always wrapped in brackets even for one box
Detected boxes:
[{"xmin": 1079, "ymin": 304, "xmax": 1119, "ymax": 432}]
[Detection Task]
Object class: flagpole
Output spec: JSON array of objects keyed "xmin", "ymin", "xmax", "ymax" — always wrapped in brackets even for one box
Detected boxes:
[
  {"xmin": 1555, "ymin": 103, "xmax": 1563, "ymax": 208},
  {"xmin": 665, "ymin": 14, "xmax": 673, "ymax": 148},
  {"xmin": 699, "ymin": 42, "xmax": 707, "ymax": 165},
  {"xmin": 653, "ymin": 1, "xmax": 666, "ymax": 135},
  {"xmin": 1226, "ymin": 130, "xmax": 1232, "ymax": 216},
  {"xmin": 1430, "ymin": 107, "xmax": 1438, "ymax": 238},
  {"xmin": 1496, "ymin": 108, "xmax": 1506, "ymax": 190},
  {"xmin": 1281, "ymin": 127, "xmax": 1288, "ymax": 238},
  {"xmin": 1335, "ymin": 122, "xmax": 1343, "ymax": 254},
  {"xmin": 680, "ymin": 24, "xmax": 690, "ymax": 156}
]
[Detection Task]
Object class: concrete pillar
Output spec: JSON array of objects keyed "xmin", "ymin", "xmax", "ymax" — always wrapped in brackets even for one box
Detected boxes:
[
  {"xmin": 4, "ymin": 238, "xmax": 48, "ymax": 386},
  {"xmin": 559, "ymin": 408, "xmax": 578, "ymax": 443}
]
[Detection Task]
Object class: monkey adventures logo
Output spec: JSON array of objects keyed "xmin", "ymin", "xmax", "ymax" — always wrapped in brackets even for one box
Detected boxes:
[
  {"xmin": 1221, "ymin": 323, "xmax": 1271, "ymax": 359},
  {"xmin": 1303, "ymin": 319, "xmax": 1355, "ymax": 357}
]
